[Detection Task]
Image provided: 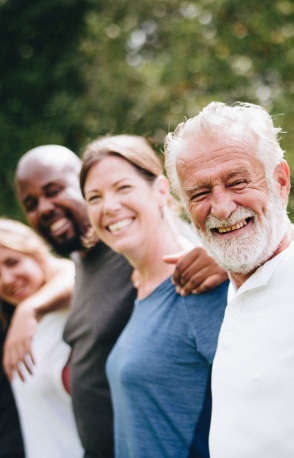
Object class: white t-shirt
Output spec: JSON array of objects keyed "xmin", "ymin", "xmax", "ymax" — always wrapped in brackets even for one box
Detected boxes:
[
  {"xmin": 12, "ymin": 309, "xmax": 83, "ymax": 458},
  {"xmin": 210, "ymin": 242, "xmax": 294, "ymax": 458}
]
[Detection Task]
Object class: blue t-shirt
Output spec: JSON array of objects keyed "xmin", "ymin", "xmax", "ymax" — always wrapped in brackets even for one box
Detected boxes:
[{"xmin": 106, "ymin": 277, "xmax": 229, "ymax": 458}]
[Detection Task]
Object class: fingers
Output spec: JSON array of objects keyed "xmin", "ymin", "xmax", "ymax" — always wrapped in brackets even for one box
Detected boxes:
[
  {"xmin": 175, "ymin": 270, "xmax": 229, "ymax": 296},
  {"xmin": 2, "ymin": 304, "xmax": 37, "ymax": 381},
  {"xmin": 13, "ymin": 355, "xmax": 34, "ymax": 383},
  {"xmin": 172, "ymin": 247, "xmax": 206, "ymax": 289},
  {"xmin": 3, "ymin": 339, "xmax": 35, "ymax": 382},
  {"xmin": 172, "ymin": 246, "xmax": 228, "ymax": 296},
  {"xmin": 191, "ymin": 272, "xmax": 229, "ymax": 295},
  {"xmin": 162, "ymin": 250, "xmax": 190, "ymax": 265}
]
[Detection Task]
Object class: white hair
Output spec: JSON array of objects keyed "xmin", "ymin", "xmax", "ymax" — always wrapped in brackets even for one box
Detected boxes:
[{"xmin": 164, "ymin": 101, "xmax": 285, "ymax": 201}]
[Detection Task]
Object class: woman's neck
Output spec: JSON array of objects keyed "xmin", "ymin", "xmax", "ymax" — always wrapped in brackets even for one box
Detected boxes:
[{"xmin": 128, "ymin": 221, "xmax": 194, "ymax": 300}]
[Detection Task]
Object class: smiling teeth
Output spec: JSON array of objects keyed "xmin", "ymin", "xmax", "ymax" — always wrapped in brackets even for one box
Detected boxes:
[
  {"xmin": 50, "ymin": 218, "xmax": 68, "ymax": 233},
  {"xmin": 108, "ymin": 219, "xmax": 132, "ymax": 233},
  {"xmin": 217, "ymin": 219, "xmax": 248, "ymax": 233}
]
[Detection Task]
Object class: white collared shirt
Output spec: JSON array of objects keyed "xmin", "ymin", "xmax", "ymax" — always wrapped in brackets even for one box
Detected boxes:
[{"xmin": 210, "ymin": 242, "xmax": 294, "ymax": 458}]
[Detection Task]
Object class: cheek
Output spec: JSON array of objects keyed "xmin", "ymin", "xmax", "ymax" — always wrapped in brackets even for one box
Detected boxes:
[
  {"xmin": 240, "ymin": 191, "xmax": 268, "ymax": 217},
  {"xmin": 26, "ymin": 213, "xmax": 37, "ymax": 227},
  {"xmin": 25, "ymin": 262, "xmax": 45, "ymax": 291},
  {"xmin": 31, "ymin": 272, "xmax": 45, "ymax": 291},
  {"xmin": 27, "ymin": 213, "xmax": 42, "ymax": 234},
  {"xmin": 188, "ymin": 202, "xmax": 207, "ymax": 230}
]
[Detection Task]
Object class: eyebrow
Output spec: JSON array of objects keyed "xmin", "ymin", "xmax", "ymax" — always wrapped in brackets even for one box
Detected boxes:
[
  {"xmin": 22, "ymin": 181, "xmax": 63, "ymax": 203},
  {"xmin": 226, "ymin": 168, "xmax": 249, "ymax": 178},
  {"xmin": 42, "ymin": 181, "xmax": 63, "ymax": 190}
]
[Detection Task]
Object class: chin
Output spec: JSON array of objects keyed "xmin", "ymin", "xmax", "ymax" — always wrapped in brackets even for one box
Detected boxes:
[{"xmin": 53, "ymin": 238, "xmax": 83, "ymax": 256}]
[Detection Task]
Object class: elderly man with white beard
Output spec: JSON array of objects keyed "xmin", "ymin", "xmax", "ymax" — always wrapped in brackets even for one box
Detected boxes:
[{"xmin": 164, "ymin": 101, "xmax": 294, "ymax": 458}]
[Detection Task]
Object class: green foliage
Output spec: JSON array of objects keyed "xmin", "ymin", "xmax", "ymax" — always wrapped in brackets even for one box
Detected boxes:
[{"xmin": 1, "ymin": 0, "xmax": 294, "ymax": 218}]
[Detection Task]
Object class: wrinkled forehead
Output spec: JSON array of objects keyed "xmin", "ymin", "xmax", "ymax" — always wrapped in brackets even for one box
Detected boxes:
[
  {"xmin": 176, "ymin": 129, "xmax": 256, "ymax": 162},
  {"xmin": 174, "ymin": 131, "xmax": 261, "ymax": 190}
]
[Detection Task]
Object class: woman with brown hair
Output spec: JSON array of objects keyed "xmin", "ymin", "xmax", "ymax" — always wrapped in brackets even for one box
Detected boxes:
[{"xmin": 80, "ymin": 135, "xmax": 229, "ymax": 458}]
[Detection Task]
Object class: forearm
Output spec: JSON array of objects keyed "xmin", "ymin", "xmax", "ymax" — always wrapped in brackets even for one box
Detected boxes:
[
  {"xmin": 3, "ymin": 257, "xmax": 75, "ymax": 381},
  {"xmin": 23, "ymin": 257, "xmax": 75, "ymax": 319}
]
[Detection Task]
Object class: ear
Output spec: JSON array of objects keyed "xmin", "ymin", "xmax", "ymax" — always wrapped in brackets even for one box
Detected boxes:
[
  {"xmin": 274, "ymin": 160, "xmax": 291, "ymax": 206},
  {"xmin": 154, "ymin": 175, "xmax": 170, "ymax": 208}
]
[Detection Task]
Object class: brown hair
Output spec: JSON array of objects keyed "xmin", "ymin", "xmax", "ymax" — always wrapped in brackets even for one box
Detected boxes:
[
  {"xmin": 80, "ymin": 135, "xmax": 164, "ymax": 195},
  {"xmin": 80, "ymin": 134, "xmax": 187, "ymax": 246},
  {"xmin": 80, "ymin": 134, "xmax": 199, "ymax": 248}
]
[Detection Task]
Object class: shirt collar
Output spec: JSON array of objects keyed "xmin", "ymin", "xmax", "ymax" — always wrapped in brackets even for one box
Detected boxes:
[{"xmin": 228, "ymin": 241, "xmax": 294, "ymax": 300}]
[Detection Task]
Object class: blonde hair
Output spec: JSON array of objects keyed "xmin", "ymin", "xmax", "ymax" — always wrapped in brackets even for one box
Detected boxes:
[
  {"xmin": 0, "ymin": 218, "xmax": 51, "ymax": 262},
  {"xmin": 0, "ymin": 218, "xmax": 53, "ymax": 328}
]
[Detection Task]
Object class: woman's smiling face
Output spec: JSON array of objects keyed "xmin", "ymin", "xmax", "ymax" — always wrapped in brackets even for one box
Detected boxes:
[
  {"xmin": 0, "ymin": 246, "xmax": 45, "ymax": 306},
  {"xmin": 84, "ymin": 155, "xmax": 166, "ymax": 258}
]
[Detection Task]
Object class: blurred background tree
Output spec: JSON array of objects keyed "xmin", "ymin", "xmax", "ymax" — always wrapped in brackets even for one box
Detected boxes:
[{"xmin": 1, "ymin": 0, "xmax": 294, "ymax": 220}]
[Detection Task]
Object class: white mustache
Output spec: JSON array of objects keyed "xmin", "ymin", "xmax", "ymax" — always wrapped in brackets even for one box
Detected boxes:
[{"xmin": 205, "ymin": 207, "xmax": 256, "ymax": 230}]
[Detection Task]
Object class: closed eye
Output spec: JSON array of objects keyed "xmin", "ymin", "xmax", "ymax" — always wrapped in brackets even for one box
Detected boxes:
[
  {"xmin": 45, "ymin": 187, "xmax": 62, "ymax": 197},
  {"xmin": 118, "ymin": 184, "xmax": 132, "ymax": 191},
  {"xmin": 190, "ymin": 190, "xmax": 210, "ymax": 202},
  {"xmin": 86, "ymin": 194, "xmax": 101, "ymax": 204},
  {"xmin": 228, "ymin": 179, "xmax": 248, "ymax": 190},
  {"xmin": 117, "ymin": 183, "xmax": 132, "ymax": 191},
  {"xmin": 5, "ymin": 258, "xmax": 19, "ymax": 267},
  {"xmin": 23, "ymin": 198, "xmax": 37, "ymax": 213}
]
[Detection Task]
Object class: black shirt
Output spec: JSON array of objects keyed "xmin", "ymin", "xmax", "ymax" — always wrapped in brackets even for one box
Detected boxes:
[
  {"xmin": 0, "ymin": 303, "xmax": 25, "ymax": 458},
  {"xmin": 64, "ymin": 242, "xmax": 136, "ymax": 458}
]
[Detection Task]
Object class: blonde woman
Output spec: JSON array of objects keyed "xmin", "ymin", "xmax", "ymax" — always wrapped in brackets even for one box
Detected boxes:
[
  {"xmin": 0, "ymin": 218, "xmax": 82, "ymax": 458},
  {"xmin": 80, "ymin": 135, "xmax": 229, "ymax": 458}
]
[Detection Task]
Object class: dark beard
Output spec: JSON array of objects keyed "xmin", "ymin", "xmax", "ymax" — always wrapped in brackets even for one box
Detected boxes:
[
  {"xmin": 49, "ymin": 233, "xmax": 84, "ymax": 256},
  {"xmin": 39, "ymin": 223, "xmax": 84, "ymax": 256}
]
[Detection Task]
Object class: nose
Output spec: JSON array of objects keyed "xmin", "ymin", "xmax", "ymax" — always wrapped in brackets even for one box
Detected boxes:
[
  {"xmin": 210, "ymin": 188, "xmax": 237, "ymax": 220},
  {"xmin": 37, "ymin": 196, "xmax": 55, "ymax": 217},
  {"xmin": 102, "ymin": 192, "xmax": 121, "ymax": 215}
]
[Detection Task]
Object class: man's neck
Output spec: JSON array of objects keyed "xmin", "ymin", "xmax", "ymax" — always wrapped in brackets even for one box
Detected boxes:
[{"xmin": 230, "ymin": 224, "xmax": 293, "ymax": 289}]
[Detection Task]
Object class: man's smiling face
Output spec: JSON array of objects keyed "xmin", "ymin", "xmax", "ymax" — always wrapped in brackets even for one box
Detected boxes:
[
  {"xmin": 16, "ymin": 154, "xmax": 89, "ymax": 256},
  {"xmin": 176, "ymin": 133, "xmax": 289, "ymax": 275}
]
